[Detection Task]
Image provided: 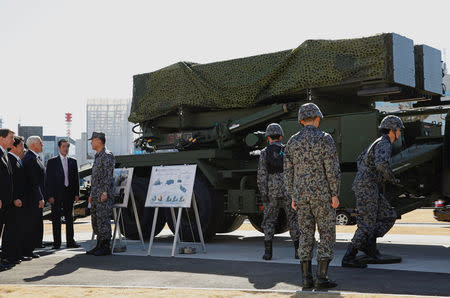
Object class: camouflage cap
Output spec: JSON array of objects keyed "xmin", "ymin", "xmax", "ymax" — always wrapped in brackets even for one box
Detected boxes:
[
  {"xmin": 265, "ymin": 123, "xmax": 284, "ymax": 137},
  {"xmin": 298, "ymin": 103, "xmax": 323, "ymax": 121},
  {"xmin": 88, "ymin": 131, "xmax": 106, "ymax": 142},
  {"xmin": 379, "ymin": 115, "xmax": 405, "ymax": 130}
]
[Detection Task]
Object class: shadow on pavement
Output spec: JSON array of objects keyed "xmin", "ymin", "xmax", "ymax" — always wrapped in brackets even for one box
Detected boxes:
[{"xmin": 22, "ymin": 252, "xmax": 450, "ymax": 296}]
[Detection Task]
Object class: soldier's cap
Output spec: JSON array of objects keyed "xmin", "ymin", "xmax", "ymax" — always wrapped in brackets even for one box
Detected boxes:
[
  {"xmin": 298, "ymin": 103, "xmax": 323, "ymax": 122},
  {"xmin": 379, "ymin": 115, "xmax": 405, "ymax": 130},
  {"xmin": 265, "ymin": 123, "xmax": 284, "ymax": 137},
  {"xmin": 88, "ymin": 132, "xmax": 106, "ymax": 142}
]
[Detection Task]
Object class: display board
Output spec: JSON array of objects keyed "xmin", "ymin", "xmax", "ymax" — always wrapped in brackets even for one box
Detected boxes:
[
  {"xmin": 144, "ymin": 165, "xmax": 197, "ymax": 208},
  {"xmin": 112, "ymin": 168, "xmax": 134, "ymax": 208}
]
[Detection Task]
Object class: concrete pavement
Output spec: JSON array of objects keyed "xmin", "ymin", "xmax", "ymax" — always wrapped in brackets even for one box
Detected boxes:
[{"xmin": 0, "ymin": 221, "xmax": 449, "ymax": 296}]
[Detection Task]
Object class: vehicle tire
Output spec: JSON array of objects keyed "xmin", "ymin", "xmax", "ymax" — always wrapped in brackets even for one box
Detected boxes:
[
  {"xmin": 164, "ymin": 174, "xmax": 217, "ymax": 242},
  {"xmin": 248, "ymin": 209, "xmax": 289, "ymax": 234},
  {"xmin": 215, "ymin": 214, "xmax": 246, "ymax": 233},
  {"xmin": 336, "ymin": 210, "xmax": 351, "ymax": 226},
  {"xmin": 210, "ymin": 190, "xmax": 246, "ymax": 234},
  {"xmin": 121, "ymin": 176, "xmax": 166, "ymax": 240}
]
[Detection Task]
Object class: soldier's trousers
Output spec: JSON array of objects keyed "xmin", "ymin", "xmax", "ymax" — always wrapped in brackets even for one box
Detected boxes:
[
  {"xmin": 296, "ymin": 198, "xmax": 336, "ymax": 262},
  {"xmin": 351, "ymin": 184, "xmax": 396, "ymax": 251},
  {"xmin": 91, "ymin": 199, "xmax": 112, "ymax": 241},
  {"xmin": 262, "ymin": 197, "xmax": 300, "ymax": 242}
]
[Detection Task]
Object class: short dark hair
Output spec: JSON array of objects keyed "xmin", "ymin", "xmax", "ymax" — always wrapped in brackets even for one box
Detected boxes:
[
  {"xmin": 0, "ymin": 128, "xmax": 15, "ymax": 138},
  {"xmin": 13, "ymin": 136, "xmax": 24, "ymax": 147},
  {"xmin": 379, "ymin": 128, "xmax": 391, "ymax": 135},
  {"xmin": 268, "ymin": 134, "xmax": 281, "ymax": 140},
  {"xmin": 58, "ymin": 139, "xmax": 70, "ymax": 147}
]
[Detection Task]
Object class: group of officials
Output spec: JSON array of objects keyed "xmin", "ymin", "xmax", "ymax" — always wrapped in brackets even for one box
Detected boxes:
[
  {"xmin": 0, "ymin": 130, "xmax": 115, "ymax": 272},
  {"xmin": 257, "ymin": 103, "xmax": 404, "ymax": 289}
]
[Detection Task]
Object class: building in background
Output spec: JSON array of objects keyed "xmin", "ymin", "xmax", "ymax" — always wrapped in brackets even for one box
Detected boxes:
[
  {"xmin": 18, "ymin": 124, "xmax": 43, "ymax": 142},
  {"xmin": 43, "ymin": 136, "xmax": 76, "ymax": 163},
  {"xmin": 75, "ymin": 132, "xmax": 89, "ymax": 167},
  {"xmin": 86, "ymin": 99, "xmax": 133, "ymax": 156}
]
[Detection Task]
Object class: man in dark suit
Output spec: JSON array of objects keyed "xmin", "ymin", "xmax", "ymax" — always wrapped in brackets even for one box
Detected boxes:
[
  {"xmin": 22, "ymin": 136, "xmax": 45, "ymax": 258},
  {"xmin": 3, "ymin": 136, "xmax": 26, "ymax": 264},
  {"xmin": 46, "ymin": 139, "xmax": 80, "ymax": 249},
  {"xmin": 0, "ymin": 128, "xmax": 15, "ymax": 271}
]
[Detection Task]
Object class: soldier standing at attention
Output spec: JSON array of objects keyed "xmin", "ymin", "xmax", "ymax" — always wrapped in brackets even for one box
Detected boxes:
[
  {"xmin": 342, "ymin": 115, "xmax": 403, "ymax": 268},
  {"xmin": 284, "ymin": 103, "xmax": 341, "ymax": 289},
  {"xmin": 257, "ymin": 123, "xmax": 300, "ymax": 261},
  {"xmin": 86, "ymin": 132, "xmax": 115, "ymax": 256}
]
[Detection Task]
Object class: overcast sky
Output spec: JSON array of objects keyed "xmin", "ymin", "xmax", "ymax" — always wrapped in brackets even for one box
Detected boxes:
[{"xmin": 1, "ymin": 0, "xmax": 449, "ymax": 139}]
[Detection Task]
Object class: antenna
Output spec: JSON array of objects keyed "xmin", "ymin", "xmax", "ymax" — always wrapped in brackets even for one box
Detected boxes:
[{"xmin": 65, "ymin": 112, "xmax": 72, "ymax": 137}]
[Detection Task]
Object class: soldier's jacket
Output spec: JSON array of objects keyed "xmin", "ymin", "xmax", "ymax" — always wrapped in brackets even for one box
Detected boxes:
[
  {"xmin": 257, "ymin": 141, "xmax": 285, "ymax": 199},
  {"xmin": 353, "ymin": 134, "xmax": 397, "ymax": 188},
  {"xmin": 90, "ymin": 147, "xmax": 115, "ymax": 201},
  {"xmin": 284, "ymin": 126, "xmax": 341, "ymax": 202}
]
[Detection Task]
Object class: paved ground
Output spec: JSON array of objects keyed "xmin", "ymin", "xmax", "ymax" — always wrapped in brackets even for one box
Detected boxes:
[{"xmin": 1, "ymin": 211, "xmax": 449, "ymax": 296}]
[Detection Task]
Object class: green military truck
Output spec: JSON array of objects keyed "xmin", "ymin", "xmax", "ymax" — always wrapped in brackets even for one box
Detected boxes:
[{"xmin": 78, "ymin": 33, "xmax": 449, "ymax": 241}]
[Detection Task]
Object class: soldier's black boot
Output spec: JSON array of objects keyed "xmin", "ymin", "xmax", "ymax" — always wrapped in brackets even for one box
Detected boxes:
[
  {"xmin": 262, "ymin": 240, "xmax": 272, "ymax": 260},
  {"xmin": 370, "ymin": 237, "xmax": 382, "ymax": 257},
  {"xmin": 294, "ymin": 240, "xmax": 299, "ymax": 259},
  {"xmin": 86, "ymin": 240, "xmax": 100, "ymax": 255},
  {"xmin": 301, "ymin": 261, "xmax": 314, "ymax": 289},
  {"xmin": 315, "ymin": 260, "xmax": 338, "ymax": 289},
  {"xmin": 342, "ymin": 243, "xmax": 367, "ymax": 268},
  {"xmin": 365, "ymin": 236, "xmax": 402, "ymax": 264},
  {"xmin": 93, "ymin": 239, "xmax": 112, "ymax": 256},
  {"xmin": 362, "ymin": 236, "xmax": 381, "ymax": 263}
]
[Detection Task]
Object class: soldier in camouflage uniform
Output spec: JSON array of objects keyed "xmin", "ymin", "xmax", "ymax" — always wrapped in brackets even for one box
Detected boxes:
[
  {"xmin": 342, "ymin": 115, "xmax": 403, "ymax": 268},
  {"xmin": 284, "ymin": 103, "xmax": 341, "ymax": 289},
  {"xmin": 257, "ymin": 123, "xmax": 300, "ymax": 261},
  {"xmin": 86, "ymin": 132, "xmax": 115, "ymax": 256}
]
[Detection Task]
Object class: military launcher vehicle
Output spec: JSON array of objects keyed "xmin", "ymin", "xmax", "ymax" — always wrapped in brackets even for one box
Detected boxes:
[{"xmin": 79, "ymin": 33, "xmax": 450, "ymax": 241}]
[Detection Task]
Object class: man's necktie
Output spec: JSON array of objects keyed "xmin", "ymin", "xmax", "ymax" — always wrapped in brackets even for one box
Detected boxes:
[{"xmin": 64, "ymin": 157, "xmax": 69, "ymax": 187}]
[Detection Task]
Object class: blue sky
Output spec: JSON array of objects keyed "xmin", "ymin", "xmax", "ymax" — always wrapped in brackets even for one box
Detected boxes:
[{"xmin": 1, "ymin": 0, "xmax": 449, "ymax": 139}]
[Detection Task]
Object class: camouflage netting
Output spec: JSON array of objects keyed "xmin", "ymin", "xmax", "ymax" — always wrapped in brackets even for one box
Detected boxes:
[{"xmin": 129, "ymin": 33, "xmax": 393, "ymax": 123}]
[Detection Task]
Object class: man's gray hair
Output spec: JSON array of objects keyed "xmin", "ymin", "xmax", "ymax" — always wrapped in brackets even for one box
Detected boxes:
[{"xmin": 26, "ymin": 136, "xmax": 42, "ymax": 148}]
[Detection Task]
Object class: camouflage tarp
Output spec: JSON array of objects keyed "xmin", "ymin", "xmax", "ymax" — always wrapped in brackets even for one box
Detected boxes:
[{"xmin": 129, "ymin": 33, "xmax": 393, "ymax": 123}]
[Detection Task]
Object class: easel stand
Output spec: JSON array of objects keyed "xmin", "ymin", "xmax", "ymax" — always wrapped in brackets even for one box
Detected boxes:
[
  {"xmin": 90, "ymin": 191, "xmax": 145, "ymax": 253},
  {"xmin": 147, "ymin": 196, "xmax": 206, "ymax": 257},
  {"xmin": 111, "ymin": 190, "xmax": 145, "ymax": 253}
]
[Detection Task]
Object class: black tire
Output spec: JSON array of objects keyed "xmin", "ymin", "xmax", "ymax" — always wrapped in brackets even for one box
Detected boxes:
[
  {"xmin": 121, "ymin": 176, "xmax": 166, "ymax": 240},
  {"xmin": 164, "ymin": 174, "xmax": 216, "ymax": 242},
  {"xmin": 248, "ymin": 209, "xmax": 289, "ymax": 234},
  {"xmin": 215, "ymin": 214, "xmax": 246, "ymax": 233},
  {"xmin": 336, "ymin": 210, "xmax": 351, "ymax": 226},
  {"xmin": 210, "ymin": 190, "xmax": 245, "ymax": 234}
]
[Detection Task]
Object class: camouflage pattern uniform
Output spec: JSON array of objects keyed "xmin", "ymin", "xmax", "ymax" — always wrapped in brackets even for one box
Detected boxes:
[
  {"xmin": 90, "ymin": 147, "xmax": 115, "ymax": 241},
  {"xmin": 257, "ymin": 141, "xmax": 300, "ymax": 243},
  {"xmin": 351, "ymin": 116, "xmax": 403, "ymax": 251},
  {"xmin": 284, "ymin": 104, "xmax": 341, "ymax": 262}
]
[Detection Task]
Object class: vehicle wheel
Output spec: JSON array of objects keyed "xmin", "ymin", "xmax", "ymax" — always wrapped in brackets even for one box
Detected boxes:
[
  {"xmin": 215, "ymin": 214, "xmax": 246, "ymax": 233},
  {"xmin": 336, "ymin": 210, "xmax": 351, "ymax": 226},
  {"xmin": 210, "ymin": 190, "xmax": 245, "ymax": 234},
  {"xmin": 165, "ymin": 174, "xmax": 216, "ymax": 242},
  {"xmin": 121, "ymin": 176, "xmax": 166, "ymax": 240},
  {"xmin": 247, "ymin": 209, "xmax": 289, "ymax": 234}
]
